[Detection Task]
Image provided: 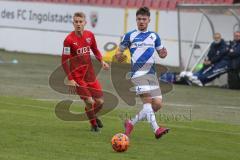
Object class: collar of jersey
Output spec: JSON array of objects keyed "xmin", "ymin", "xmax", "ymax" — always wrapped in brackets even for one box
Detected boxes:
[{"xmin": 136, "ymin": 29, "xmax": 149, "ymax": 33}]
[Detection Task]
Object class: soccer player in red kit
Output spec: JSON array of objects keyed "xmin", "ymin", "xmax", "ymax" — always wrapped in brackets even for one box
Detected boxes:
[{"xmin": 62, "ymin": 12, "xmax": 109, "ymax": 132}]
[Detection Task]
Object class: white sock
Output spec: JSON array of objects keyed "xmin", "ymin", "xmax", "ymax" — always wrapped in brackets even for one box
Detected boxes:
[
  {"xmin": 131, "ymin": 103, "xmax": 151, "ymax": 125},
  {"xmin": 131, "ymin": 108, "xmax": 146, "ymax": 125},
  {"xmin": 145, "ymin": 104, "xmax": 159, "ymax": 132}
]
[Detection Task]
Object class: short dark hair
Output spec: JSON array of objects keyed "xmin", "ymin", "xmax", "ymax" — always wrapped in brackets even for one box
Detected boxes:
[{"xmin": 136, "ymin": 7, "xmax": 150, "ymax": 17}]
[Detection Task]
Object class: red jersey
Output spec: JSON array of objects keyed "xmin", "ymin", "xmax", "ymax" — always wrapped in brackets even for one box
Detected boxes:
[{"xmin": 62, "ymin": 30, "xmax": 102, "ymax": 82}]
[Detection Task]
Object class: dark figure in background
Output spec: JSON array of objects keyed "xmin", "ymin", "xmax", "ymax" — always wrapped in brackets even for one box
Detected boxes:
[
  {"xmin": 227, "ymin": 31, "xmax": 240, "ymax": 89},
  {"xmin": 189, "ymin": 33, "xmax": 230, "ymax": 86},
  {"xmin": 229, "ymin": 31, "xmax": 240, "ymax": 70}
]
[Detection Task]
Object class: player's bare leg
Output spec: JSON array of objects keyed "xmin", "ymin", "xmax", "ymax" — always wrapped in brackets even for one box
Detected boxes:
[
  {"xmin": 93, "ymin": 98, "xmax": 104, "ymax": 128},
  {"xmin": 152, "ymin": 97, "xmax": 163, "ymax": 112},
  {"xmin": 84, "ymin": 97, "xmax": 99, "ymax": 132}
]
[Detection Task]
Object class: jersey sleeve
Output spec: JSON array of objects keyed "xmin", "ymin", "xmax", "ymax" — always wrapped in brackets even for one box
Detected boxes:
[
  {"xmin": 119, "ymin": 32, "xmax": 131, "ymax": 52},
  {"xmin": 155, "ymin": 33, "xmax": 163, "ymax": 51},
  {"xmin": 90, "ymin": 33, "xmax": 102, "ymax": 62},
  {"xmin": 61, "ymin": 38, "xmax": 73, "ymax": 80}
]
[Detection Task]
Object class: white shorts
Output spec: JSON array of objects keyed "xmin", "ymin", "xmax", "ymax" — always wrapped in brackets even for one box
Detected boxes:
[{"xmin": 131, "ymin": 74, "xmax": 162, "ymax": 99}]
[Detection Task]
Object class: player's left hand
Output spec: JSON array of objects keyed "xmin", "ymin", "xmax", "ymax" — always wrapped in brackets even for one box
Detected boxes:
[
  {"xmin": 101, "ymin": 61, "xmax": 110, "ymax": 70},
  {"xmin": 158, "ymin": 47, "xmax": 167, "ymax": 58}
]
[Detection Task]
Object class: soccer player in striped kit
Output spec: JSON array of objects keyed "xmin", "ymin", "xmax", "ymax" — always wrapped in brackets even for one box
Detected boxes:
[
  {"xmin": 115, "ymin": 7, "xmax": 170, "ymax": 139},
  {"xmin": 62, "ymin": 12, "xmax": 109, "ymax": 132}
]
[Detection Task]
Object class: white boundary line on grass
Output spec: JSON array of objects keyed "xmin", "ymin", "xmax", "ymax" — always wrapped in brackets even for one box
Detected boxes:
[
  {"xmin": 165, "ymin": 103, "xmax": 193, "ymax": 107},
  {"xmin": 105, "ymin": 116, "xmax": 240, "ymax": 136},
  {"xmin": 0, "ymin": 101, "xmax": 51, "ymax": 111},
  {"xmin": 1, "ymin": 100, "xmax": 240, "ymax": 136},
  {"xmin": 36, "ymin": 98, "xmax": 240, "ymax": 109},
  {"xmin": 36, "ymin": 98, "xmax": 82, "ymax": 102}
]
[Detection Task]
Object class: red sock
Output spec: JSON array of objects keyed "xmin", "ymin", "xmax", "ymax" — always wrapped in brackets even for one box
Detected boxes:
[
  {"xmin": 85, "ymin": 106, "xmax": 97, "ymax": 126},
  {"xmin": 93, "ymin": 102, "xmax": 103, "ymax": 115}
]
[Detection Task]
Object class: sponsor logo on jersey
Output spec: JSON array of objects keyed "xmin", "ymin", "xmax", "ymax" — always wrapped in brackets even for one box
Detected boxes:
[
  {"xmin": 134, "ymin": 37, "xmax": 142, "ymax": 40},
  {"xmin": 132, "ymin": 42, "xmax": 154, "ymax": 48},
  {"xmin": 76, "ymin": 46, "xmax": 90, "ymax": 56},
  {"xmin": 73, "ymin": 42, "xmax": 78, "ymax": 46},
  {"xmin": 63, "ymin": 47, "xmax": 70, "ymax": 55}
]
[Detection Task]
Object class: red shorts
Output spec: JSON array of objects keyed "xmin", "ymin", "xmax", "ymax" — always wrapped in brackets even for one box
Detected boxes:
[{"xmin": 75, "ymin": 78, "xmax": 103, "ymax": 100}]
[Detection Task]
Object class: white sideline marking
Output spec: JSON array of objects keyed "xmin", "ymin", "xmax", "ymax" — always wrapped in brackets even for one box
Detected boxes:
[
  {"xmin": 36, "ymin": 98, "xmax": 81, "ymax": 102},
  {"xmin": 35, "ymin": 98, "xmax": 59, "ymax": 101},
  {"xmin": 105, "ymin": 115, "xmax": 240, "ymax": 136},
  {"xmin": 164, "ymin": 124, "xmax": 240, "ymax": 136},
  {"xmin": 36, "ymin": 98, "xmax": 240, "ymax": 109},
  {"xmin": 223, "ymin": 107, "xmax": 240, "ymax": 110},
  {"xmin": 1, "ymin": 101, "xmax": 240, "ymax": 136},
  {"xmin": 0, "ymin": 101, "xmax": 51, "ymax": 110},
  {"xmin": 165, "ymin": 103, "xmax": 193, "ymax": 107}
]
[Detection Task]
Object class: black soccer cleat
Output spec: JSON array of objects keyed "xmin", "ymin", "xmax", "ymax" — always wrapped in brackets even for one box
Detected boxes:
[
  {"xmin": 96, "ymin": 118, "xmax": 103, "ymax": 128},
  {"xmin": 90, "ymin": 125, "xmax": 100, "ymax": 132}
]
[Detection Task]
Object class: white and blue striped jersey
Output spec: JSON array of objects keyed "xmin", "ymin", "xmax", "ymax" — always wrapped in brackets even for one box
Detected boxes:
[{"xmin": 120, "ymin": 29, "xmax": 163, "ymax": 78}]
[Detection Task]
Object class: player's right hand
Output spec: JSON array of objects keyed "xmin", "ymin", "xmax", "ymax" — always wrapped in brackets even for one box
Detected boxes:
[
  {"xmin": 114, "ymin": 53, "xmax": 127, "ymax": 63},
  {"xmin": 101, "ymin": 61, "xmax": 110, "ymax": 70},
  {"xmin": 66, "ymin": 79, "xmax": 79, "ymax": 95},
  {"xmin": 67, "ymin": 79, "xmax": 79, "ymax": 86}
]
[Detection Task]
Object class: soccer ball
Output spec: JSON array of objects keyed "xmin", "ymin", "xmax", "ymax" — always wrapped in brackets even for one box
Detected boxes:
[{"xmin": 111, "ymin": 133, "xmax": 129, "ymax": 152}]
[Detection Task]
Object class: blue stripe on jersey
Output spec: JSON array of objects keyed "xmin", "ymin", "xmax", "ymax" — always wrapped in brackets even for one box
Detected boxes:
[
  {"xmin": 132, "ymin": 47, "xmax": 154, "ymax": 73},
  {"xmin": 120, "ymin": 30, "xmax": 162, "ymax": 77},
  {"xmin": 155, "ymin": 33, "xmax": 161, "ymax": 48},
  {"xmin": 120, "ymin": 30, "xmax": 137, "ymax": 49},
  {"xmin": 132, "ymin": 32, "xmax": 152, "ymax": 43},
  {"xmin": 129, "ymin": 47, "xmax": 137, "ymax": 56},
  {"xmin": 147, "ymin": 65, "xmax": 156, "ymax": 75}
]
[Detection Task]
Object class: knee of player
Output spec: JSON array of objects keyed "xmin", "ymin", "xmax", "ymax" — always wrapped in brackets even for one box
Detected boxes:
[
  {"xmin": 152, "ymin": 100, "xmax": 163, "ymax": 112},
  {"xmin": 141, "ymin": 95, "xmax": 152, "ymax": 103},
  {"xmin": 152, "ymin": 105, "xmax": 162, "ymax": 112},
  {"xmin": 95, "ymin": 98, "xmax": 104, "ymax": 106},
  {"xmin": 85, "ymin": 97, "xmax": 95, "ymax": 107}
]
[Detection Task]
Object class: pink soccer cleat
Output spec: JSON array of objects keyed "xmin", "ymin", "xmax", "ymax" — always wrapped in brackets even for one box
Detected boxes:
[
  {"xmin": 155, "ymin": 127, "xmax": 170, "ymax": 139},
  {"xmin": 124, "ymin": 120, "xmax": 134, "ymax": 136}
]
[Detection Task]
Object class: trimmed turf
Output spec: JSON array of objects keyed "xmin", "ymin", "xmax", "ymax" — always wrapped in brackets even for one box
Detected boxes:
[
  {"xmin": 0, "ymin": 96, "xmax": 240, "ymax": 160},
  {"xmin": 0, "ymin": 50, "xmax": 240, "ymax": 160}
]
